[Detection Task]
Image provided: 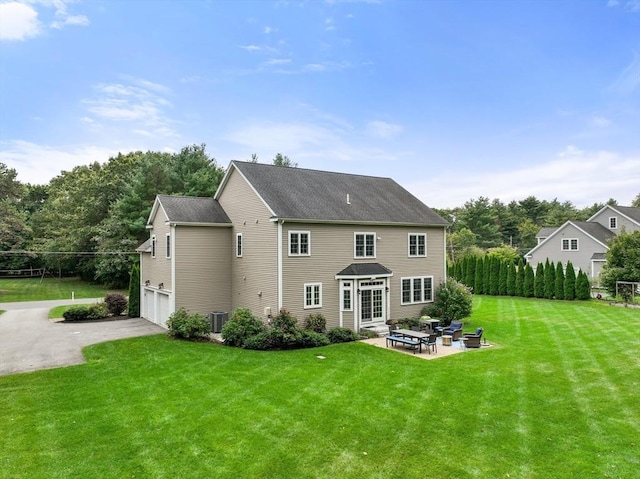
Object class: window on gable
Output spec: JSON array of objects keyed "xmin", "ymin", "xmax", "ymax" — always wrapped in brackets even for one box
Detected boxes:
[
  {"xmin": 165, "ymin": 234, "xmax": 171, "ymax": 259},
  {"xmin": 304, "ymin": 283, "xmax": 322, "ymax": 309},
  {"xmin": 609, "ymin": 217, "xmax": 617, "ymax": 229},
  {"xmin": 354, "ymin": 232, "xmax": 376, "ymax": 258},
  {"xmin": 408, "ymin": 233, "xmax": 427, "ymax": 257},
  {"xmin": 289, "ymin": 231, "xmax": 310, "ymax": 256},
  {"xmin": 151, "ymin": 235, "xmax": 156, "ymax": 258},
  {"xmin": 561, "ymin": 238, "xmax": 578, "ymax": 251},
  {"xmin": 236, "ymin": 233, "xmax": 243, "ymax": 257},
  {"xmin": 401, "ymin": 276, "xmax": 433, "ymax": 305}
]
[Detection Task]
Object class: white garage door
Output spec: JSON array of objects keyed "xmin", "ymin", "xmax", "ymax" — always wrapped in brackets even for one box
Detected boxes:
[
  {"xmin": 157, "ymin": 292, "xmax": 170, "ymax": 328},
  {"xmin": 143, "ymin": 288, "xmax": 171, "ymax": 329}
]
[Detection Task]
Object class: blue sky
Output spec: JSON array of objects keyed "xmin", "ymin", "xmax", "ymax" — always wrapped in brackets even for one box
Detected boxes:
[{"xmin": 1, "ymin": 0, "xmax": 639, "ymax": 209}]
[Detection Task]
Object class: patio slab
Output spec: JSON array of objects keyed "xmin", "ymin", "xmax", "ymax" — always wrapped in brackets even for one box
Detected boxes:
[{"xmin": 361, "ymin": 335, "xmax": 468, "ymax": 360}]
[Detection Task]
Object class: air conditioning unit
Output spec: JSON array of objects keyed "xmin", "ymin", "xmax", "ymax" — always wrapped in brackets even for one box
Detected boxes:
[{"xmin": 209, "ymin": 311, "xmax": 229, "ymax": 333}]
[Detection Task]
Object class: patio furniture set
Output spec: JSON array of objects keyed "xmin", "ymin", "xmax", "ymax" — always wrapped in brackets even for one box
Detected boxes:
[{"xmin": 386, "ymin": 320, "xmax": 484, "ymax": 354}]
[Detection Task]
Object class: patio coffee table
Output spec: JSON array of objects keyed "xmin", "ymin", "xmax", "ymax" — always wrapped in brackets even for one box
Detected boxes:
[{"xmin": 442, "ymin": 334, "xmax": 453, "ymax": 346}]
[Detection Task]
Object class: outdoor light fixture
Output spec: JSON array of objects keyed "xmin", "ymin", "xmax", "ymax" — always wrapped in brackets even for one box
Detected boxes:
[
  {"xmin": 145, "ymin": 280, "xmax": 150, "ymax": 286},
  {"xmin": 158, "ymin": 282, "xmax": 164, "ymax": 289}
]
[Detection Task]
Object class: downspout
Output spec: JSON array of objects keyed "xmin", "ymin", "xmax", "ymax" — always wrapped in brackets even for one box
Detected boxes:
[
  {"xmin": 443, "ymin": 226, "xmax": 448, "ymax": 280},
  {"xmin": 170, "ymin": 225, "xmax": 176, "ymax": 315},
  {"xmin": 277, "ymin": 220, "xmax": 283, "ymax": 311}
]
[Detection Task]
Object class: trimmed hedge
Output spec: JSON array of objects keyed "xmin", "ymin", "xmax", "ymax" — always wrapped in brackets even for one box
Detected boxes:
[{"xmin": 63, "ymin": 303, "xmax": 109, "ymax": 321}]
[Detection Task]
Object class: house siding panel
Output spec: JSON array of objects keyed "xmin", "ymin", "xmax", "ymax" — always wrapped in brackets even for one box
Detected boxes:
[
  {"xmin": 174, "ymin": 226, "xmax": 232, "ymax": 317},
  {"xmin": 218, "ymin": 168, "xmax": 278, "ymax": 319},
  {"xmin": 590, "ymin": 207, "xmax": 640, "ymax": 233},
  {"xmin": 144, "ymin": 208, "xmax": 172, "ymax": 290},
  {"xmin": 281, "ymin": 223, "xmax": 446, "ymax": 329}
]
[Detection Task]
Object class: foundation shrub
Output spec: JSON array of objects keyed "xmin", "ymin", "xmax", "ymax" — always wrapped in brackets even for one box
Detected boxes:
[
  {"xmin": 221, "ymin": 308, "xmax": 266, "ymax": 347},
  {"xmin": 303, "ymin": 313, "xmax": 327, "ymax": 333},
  {"xmin": 327, "ymin": 327, "xmax": 359, "ymax": 343},
  {"xmin": 166, "ymin": 308, "xmax": 210, "ymax": 340}
]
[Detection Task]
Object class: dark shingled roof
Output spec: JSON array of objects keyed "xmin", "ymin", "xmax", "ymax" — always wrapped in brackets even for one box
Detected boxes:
[
  {"xmin": 612, "ymin": 206, "xmax": 640, "ymax": 224},
  {"xmin": 136, "ymin": 238, "xmax": 151, "ymax": 253},
  {"xmin": 157, "ymin": 195, "xmax": 231, "ymax": 224},
  {"xmin": 231, "ymin": 161, "xmax": 448, "ymax": 226},
  {"xmin": 591, "ymin": 252, "xmax": 606, "ymax": 260},
  {"xmin": 572, "ymin": 221, "xmax": 616, "ymax": 244},
  {"xmin": 536, "ymin": 227, "xmax": 557, "ymax": 238},
  {"xmin": 336, "ymin": 263, "xmax": 393, "ymax": 277}
]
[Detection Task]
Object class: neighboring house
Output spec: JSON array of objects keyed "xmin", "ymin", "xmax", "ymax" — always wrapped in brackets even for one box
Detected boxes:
[
  {"xmin": 524, "ymin": 205, "xmax": 640, "ymax": 280},
  {"xmin": 138, "ymin": 161, "xmax": 449, "ymax": 332}
]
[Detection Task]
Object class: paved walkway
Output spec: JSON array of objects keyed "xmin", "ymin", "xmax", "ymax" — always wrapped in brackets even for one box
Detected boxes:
[{"xmin": 0, "ymin": 300, "xmax": 165, "ymax": 376}]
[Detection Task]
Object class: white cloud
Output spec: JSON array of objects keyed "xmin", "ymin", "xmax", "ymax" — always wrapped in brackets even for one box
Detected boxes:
[
  {"xmin": 51, "ymin": 13, "xmax": 89, "ymax": 29},
  {"xmin": 366, "ymin": 120, "xmax": 403, "ymax": 139},
  {"xmin": 405, "ymin": 148, "xmax": 640, "ymax": 209},
  {"xmin": 0, "ymin": 2, "xmax": 42, "ymax": 41},
  {"xmin": 0, "ymin": 140, "xmax": 122, "ymax": 185}
]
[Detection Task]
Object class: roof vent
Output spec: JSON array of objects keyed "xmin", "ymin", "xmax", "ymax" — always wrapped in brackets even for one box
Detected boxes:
[{"xmin": 347, "ymin": 194, "xmax": 351, "ymax": 205}]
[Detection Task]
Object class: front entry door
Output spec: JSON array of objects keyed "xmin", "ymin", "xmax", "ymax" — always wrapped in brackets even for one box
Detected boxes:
[{"xmin": 359, "ymin": 280, "xmax": 385, "ymax": 323}]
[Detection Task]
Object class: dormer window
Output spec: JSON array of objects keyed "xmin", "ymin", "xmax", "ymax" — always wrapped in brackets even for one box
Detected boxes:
[{"xmin": 609, "ymin": 217, "xmax": 617, "ymax": 229}]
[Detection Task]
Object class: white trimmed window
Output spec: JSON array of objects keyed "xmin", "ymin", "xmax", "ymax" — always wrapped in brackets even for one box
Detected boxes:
[
  {"xmin": 151, "ymin": 235, "xmax": 156, "ymax": 258},
  {"xmin": 401, "ymin": 276, "xmax": 434, "ymax": 305},
  {"xmin": 289, "ymin": 231, "xmax": 310, "ymax": 256},
  {"xmin": 341, "ymin": 281, "xmax": 353, "ymax": 311},
  {"xmin": 561, "ymin": 238, "xmax": 578, "ymax": 251},
  {"xmin": 304, "ymin": 283, "xmax": 322, "ymax": 309},
  {"xmin": 408, "ymin": 233, "xmax": 427, "ymax": 257},
  {"xmin": 236, "ymin": 233, "xmax": 243, "ymax": 257},
  {"xmin": 609, "ymin": 217, "xmax": 617, "ymax": 229},
  {"xmin": 165, "ymin": 233, "xmax": 171, "ymax": 259},
  {"xmin": 354, "ymin": 232, "xmax": 376, "ymax": 258}
]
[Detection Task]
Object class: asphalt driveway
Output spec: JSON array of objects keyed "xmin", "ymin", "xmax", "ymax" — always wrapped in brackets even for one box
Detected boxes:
[{"xmin": 0, "ymin": 299, "xmax": 165, "ymax": 376}]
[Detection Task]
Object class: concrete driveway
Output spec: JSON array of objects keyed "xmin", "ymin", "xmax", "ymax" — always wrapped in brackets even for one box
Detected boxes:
[{"xmin": 0, "ymin": 299, "xmax": 165, "ymax": 376}]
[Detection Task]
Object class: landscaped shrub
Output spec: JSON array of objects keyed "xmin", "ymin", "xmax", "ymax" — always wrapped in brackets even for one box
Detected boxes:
[
  {"xmin": 221, "ymin": 308, "xmax": 266, "ymax": 347},
  {"xmin": 300, "ymin": 330, "xmax": 331, "ymax": 348},
  {"xmin": 555, "ymin": 262, "xmax": 565, "ymax": 300},
  {"xmin": 421, "ymin": 278, "xmax": 472, "ymax": 325},
  {"xmin": 104, "ymin": 292, "xmax": 128, "ymax": 316},
  {"xmin": 303, "ymin": 313, "xmax": 326, "ymax": 333},
  {"xmin": 127, "ymin": 263, "xmax": 140, "ymax": 317},
  {"xmin": 63, "ymin": 303, "xmax": 109, "ymax": 321},
  {"xmin": 166, "ymin": 308, "xmax": 210, "ymax": 340},
  {"xmin": 564, "ymin": 261, "xmax": 576, "ymax": 300},
  {"xmin": 327, "ymin": 327, "xmax": 359, "ymax": 343},
  {"xmin": 576, "ymin": 270, "xmax": 591, "ymax": 300}
]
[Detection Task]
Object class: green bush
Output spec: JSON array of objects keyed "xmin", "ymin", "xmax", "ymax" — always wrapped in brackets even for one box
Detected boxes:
[
  {"xmin": 221, "ymin": 308, "xmax": 266, "ymax": 347},
  {"xmin": 303, "ymin": 313, "xmax": 327, "ymax": 333},
  {"xmin": 166, "ymin": 308, "xmax": 210, "ymax": 340},
  {"xmin": 104, "ymin": 292, "xmax": 128, "ymax": 316},
  {"xmin": 327, "ymin": 327, "xmax": 359, "ymax": 344},
  {"xmin": 421, "ymin": 278, "xmax": 472, "ymax": 326},
  {"xmin": 300, "ymin": 330, "xmax": 330, "ymax": 348},
  {"xmin": 63, "ymin": 303, "xmax": 109, "ymax": 321},
  {"xmin": 127, "ymin": 263, "xmax": 140, "ymax": 317}
]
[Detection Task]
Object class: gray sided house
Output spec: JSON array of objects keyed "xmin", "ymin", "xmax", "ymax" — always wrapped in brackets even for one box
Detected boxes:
[
  {"xmin": 524, "ymin": 205, "xmax": 640, "ymax": 280},
  {"xmin": 138, "ymin": 161, "xmax": 449, "ymax": 332}
]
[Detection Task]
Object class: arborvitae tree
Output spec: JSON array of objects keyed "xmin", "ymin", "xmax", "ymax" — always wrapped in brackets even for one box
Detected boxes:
[
  {"xmin": 534, "ymin": 262, "xmax": 545, "ymax": 298},
  {"xmin": 498, "ymin": 259, "xmax": 508, "ymax": 295},
  {"xmin": 564, "ymin": 261, "xmax": 576, "ymax": 300},
  {"xmin": 455, "ymin": 260, "xmax": 463, "ymax": 281},
  {"xmin": 555, "ymin": 262, "xmax": 565, "ymax": 300},
  {"xmin": 506, "ymin": 260, "xmax": 516, "ymax": 295},
  {"xmin": 464, "ymin": 256, "xmax": 476, "ymax": 290},
  {"xmin": 523, "ymin": 263, "xmax": 535, "ymax": 297},
  {"xmin": 515, "ymin": 258, "xmax": 525, "ymax": 296},
  {"xmin": 127, "ymin": 262, "xmax": 140, "ymax": 317},
  {"xmin": 576, "ymin": 270, "xmax": 591, "ymax": 300},
  {"xmin": 483, "ymin": 255, "xmax": 491, "ymax": 294},
  {"xmin": 474, "ymin": 256, "xmax": 485, "ymax": 294},
  {"xmin": 544, "ymin": 259, "xmax": 555, "ymax": 299},
  {"xmin": 490, "ymin": 256, "xmax": 501, "ymax": 295}
]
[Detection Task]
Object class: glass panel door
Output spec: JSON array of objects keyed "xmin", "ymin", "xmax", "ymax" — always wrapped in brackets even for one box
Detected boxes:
[{"xmin": 361, "ymin": 289, "xmax": 372, "ymax": 322}]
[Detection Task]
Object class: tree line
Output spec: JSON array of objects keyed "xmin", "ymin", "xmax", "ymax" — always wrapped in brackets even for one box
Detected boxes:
[{"xmin": 1, "ymin": 145, "xmax": 638, "ymax": 289}]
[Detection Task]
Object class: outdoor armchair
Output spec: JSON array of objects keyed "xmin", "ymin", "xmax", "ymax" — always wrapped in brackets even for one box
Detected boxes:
[
  {"xmin": 443, "ymin": 321, "xmax": 464, "ymax": 341},
  {"xmin": 463, "ymin": 327, "xmax": 483, "ymax": 348}
]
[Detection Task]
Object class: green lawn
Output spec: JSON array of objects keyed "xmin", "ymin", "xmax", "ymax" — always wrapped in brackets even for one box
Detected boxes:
[
  {"xmin": 0, "ymin": 277, "xmax": 123, "ymax": 303},
  {"xmin": 1, "ymin": 297, "xmax": 638, "ymax": 479}
]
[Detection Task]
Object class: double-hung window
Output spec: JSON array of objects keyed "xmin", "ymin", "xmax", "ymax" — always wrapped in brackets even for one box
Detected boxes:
[
  {"xmin": 304, "ymin": 283, "xmax": 322, "ymax": 309},
  {"xmin": 408, "ymin": 233, "xmax": 426, "ymax": 257},
  {"xmin": 354, "ymin": 232, "xmax": 376, "ymax": 258},
  {"xmin": 236, "ymin": 233, "xmax": 243, "ymax": 257},
  {"xmin": 341, "ymin": 281, "xmax": 353, "ymax": 311},
  {"xmin": 401, "ymin": 276, "xmax": 433, "ymax": 305},
  {"xmin": 561, "ymin": 238, "xmax": 578, "ymax": 251},
  {"xmin": 165, "ymin": 233, "xmax": 171, "ymax": 259},
  {"xmin": 289, "ymin": 231, "xmax": 310, "ymax": 256},
  {"xmin": 609, "ymin": 217, "xmax": 617, "ymax": 229},
  {"xmin": 151, "ymin": 235, "xmax": 157, "ymax": 258}
]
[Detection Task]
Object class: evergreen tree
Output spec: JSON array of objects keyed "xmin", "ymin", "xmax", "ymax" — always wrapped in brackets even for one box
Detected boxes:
[
  {"xmin": 523, "ymin": 263, "xmax": 535, "ymax": 297},
  {"xmin": 464, "ymin": 256, "xmax": 476, "ymax": 290},
  {"xmin": 555, "ymin": 262, "xmax": 565, "ymax": 300},
  {"xmin": 498, "ymin": 259, "xmax": 508, "ymax": 295},
  {"xmin": 564, "ymin": 261, "xmax": 576, "ymax": 300},
  {"xmin": 127, "ymin": 262, "xmax": 140, "ymax": 317},
  {"xmin": 474, "ymin": 256, "xmax": 485, "ymax": 294},
  {"xmin": 515, "ymin": 258, "xmax": 525, "ymax": 296},
  {"xmin": 490, "ymin": 256, "xmax": 500, "ymax": 295},
  {"xmin": 576, "ymin": 270, "xmax": 591, "ymax": 300},
  {"xmin": 483, "ymin": 255, "xmax": 491, "ymax": 294},
  {"xmin": 534, "ymin": 262, "xmax": 545, "ymax": 298},
  {"xmin": 506, "ymin": 260, "xmax": 516, "ymax": 295},
  {"xmin": 544, "ymin": 259, "xmax": 555, "ymax": 299}
]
